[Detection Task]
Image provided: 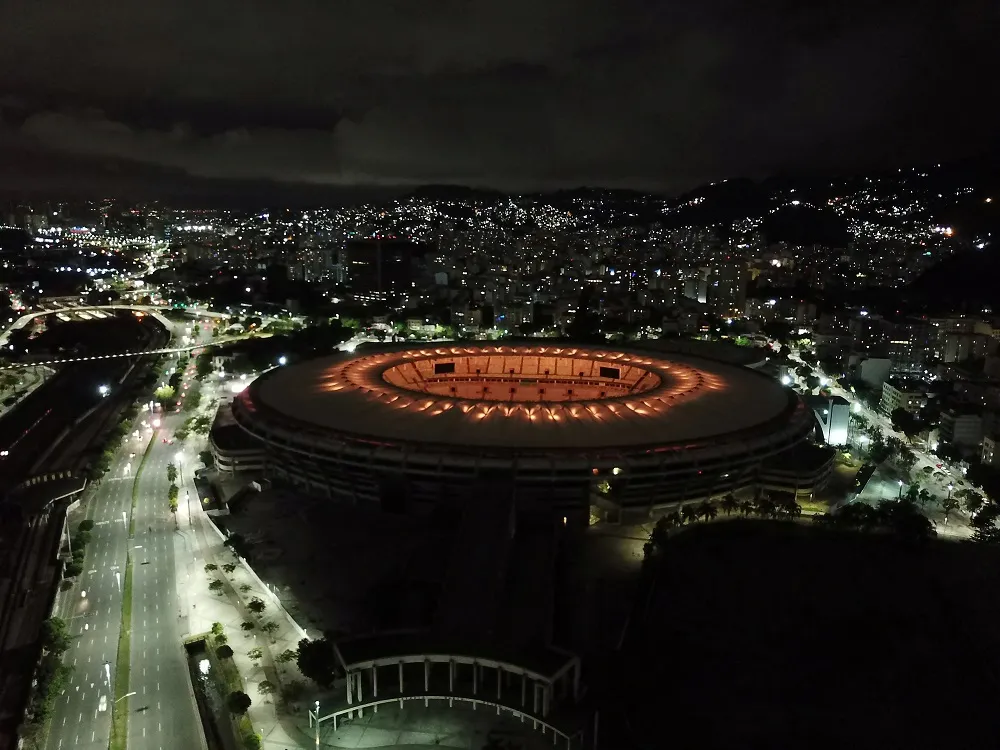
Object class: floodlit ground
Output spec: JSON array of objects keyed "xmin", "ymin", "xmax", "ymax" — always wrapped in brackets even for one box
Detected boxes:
[
  {"xmin": 223, "ymin": 490, "xmax": 453, "ymax": 636},
  {"xmin": 618, "ymin": 520, "xmax": 1000, "ymax": 750},
  {"xmin": 316, "ymin": 702, "xmax": 551, "ymax": 749}
]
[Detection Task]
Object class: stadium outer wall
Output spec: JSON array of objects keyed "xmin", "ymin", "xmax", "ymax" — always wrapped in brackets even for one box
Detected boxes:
[{"xmin": 225, "ymin": 345, "xmax": 827, "ymax": 524}]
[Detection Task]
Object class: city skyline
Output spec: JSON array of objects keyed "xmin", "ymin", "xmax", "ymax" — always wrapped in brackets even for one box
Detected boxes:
[{"xmin": 1, "ymin": 0, "xmax": 997, "ymax": 197}]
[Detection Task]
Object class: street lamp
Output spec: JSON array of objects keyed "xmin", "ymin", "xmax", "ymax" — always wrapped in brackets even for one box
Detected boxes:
[
  {"xmin": 278, "ymin": 355, "xmax": 287, "ymax": 366},
  {"xmin": 898, "ymin": 479, "xmax": 904, "ymax": 499},
  {"xmin": 314, "ymin": 700, "xmax": 320, "ymax": 747},
  {"xmin": 947, "ymin": 483, "xmax": 954, "ymax": 500},
  {"xmin": 98, "ymin": 384, "xmax": 109, "ymax": 397}
]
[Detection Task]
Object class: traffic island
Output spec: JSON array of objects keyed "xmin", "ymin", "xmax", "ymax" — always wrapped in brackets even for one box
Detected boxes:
[
  {"xmin": 129, "ymin": 431, "xmax": 157, "ymax": 538},
  {"xmin": 183, "ymin": 629, "xmax": 260, "ymax": 750}
]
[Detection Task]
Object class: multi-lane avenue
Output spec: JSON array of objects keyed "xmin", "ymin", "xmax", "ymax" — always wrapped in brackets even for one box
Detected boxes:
[{"xmin": 43, "ymin": 350, "xmax": 207, "ymax": 750}]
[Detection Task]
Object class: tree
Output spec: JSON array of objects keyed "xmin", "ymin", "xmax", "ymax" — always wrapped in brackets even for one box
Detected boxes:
[
  {"xmin": 166, "ymin": 463, "xmax": 177, "ymax": 483},
  {"xmin": 890, "ymin": 407, "xmax": 922, "ymax": 438},
  {"xmin": 247, "ymin": 597, "xmax": 266, "ymax": 615},
  {"xmin": 243, "ymin": 733, "xmax": 263, "ymax": 750},
  {"xmin": 222, "ymin": 563, "xmax": 237, "ymax": 574},
  {"xmin": 227, "ymin": 690, "xmax": 252, "ymax": 715},
  {"xmin": 209, "ymin": 580, "xmax": 225, "ymax": 594},
  {"xmin": 277, "ymin": 648, "xmax": 298, "ymax": 664},
  {"xmin": 296, "ymin": 638, "xmax": 338, "ymax": 687},
  {"xmin": 196, "ymin": 353, "xmax": 213, "ymax": 379},
  {"xmin": 64, "ymin": 560, "xmax": 83, "ymax": 578},
  {"xmin": 895, "ymin": 448, "xmax": 918, "ymax": 474},
  {"xmin": 199, "ymin": 449, "xmax": 214, "ymax": 467},
  {"xmin": 78, "ymin": 520, "xmax": 95, "ymax": 533},
  {"xmin": 776, "ymin": 495, "xmax": 802, "ymax": 518},
  {"xmin": 41, "ymin": 617, "xmax": 72, "ymax": 653},
  {"xmin": 753, "ymin": 496, "xmax": 777, "ymax": 518},
  {"xmin": 211, "ymin": 622, "xmax": 224, "ymax": 637},
  {"xmin": 260, "ymin": 621, "xmax": 279, "ymax": 638},
  {"xmin": 680, "ymin": 505, "xmax": 697, "ymax": 524},
  {"xmin": 239, "ymin": 584, "xmax": 252, "ymax": 593},
  {"xmin": 941, "ymin": 494, "xmax": 961, "ymax": 523},
  {"xmin": 154, "ymin": 385, "xmax": 175, "ymax": 407},
  {"xmin": 719, "ymin": 494, "xmax": 739, "ymax": 516},
  {"xmin": 217, "ymin": 645, "xmax": 234, "ymax": 660},
  {"xmin": 696, "ymin": 500, "xmax": 717, "ymax": 522},
  {"xmin": 959, "ymin": 489, "xmax": 986, "ymax": 515},
  {"xmin": 241, "ymin": 621, "xmax": 256, "ymax": 634},
  {"xmin": 247, "ymin": 647, "xmax": 263, "ymax": 661},
  {"xmin": 971, "ymin": 504, "xmax": 1000, "ymax": 543},
  {"xmin": 205, "ymin": 563, "xmax": 218, "ymax": 573},
  {"xmin": 258, "ymin": 680, "xmax": 276, "ymax": 697}
]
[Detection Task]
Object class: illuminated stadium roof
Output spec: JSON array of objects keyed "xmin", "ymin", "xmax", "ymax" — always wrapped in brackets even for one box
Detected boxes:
[{"xmin": 244, "ymin": 345, "xmax": 796, "ymax": 452}]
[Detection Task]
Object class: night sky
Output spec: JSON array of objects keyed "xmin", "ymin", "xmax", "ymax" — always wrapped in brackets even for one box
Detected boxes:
[{"xmin": 1, "ymin": 0, "xmax": 996, "ymax": 196}]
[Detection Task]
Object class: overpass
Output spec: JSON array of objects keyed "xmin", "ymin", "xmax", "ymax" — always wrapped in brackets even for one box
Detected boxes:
[
  {"xmin": 0, "ymin": 303, "xmax": 226, "ymax": 348},
  {"xmin": 0, "ymin": 335, "xmax": 260, "ymax": 370}
]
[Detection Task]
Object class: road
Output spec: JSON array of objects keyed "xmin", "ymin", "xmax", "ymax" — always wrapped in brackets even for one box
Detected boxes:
[
  {"xmin": 125, "ymin": 431, "xmax": 203, "ymax": 750},
  {"xmin": 43, "ymin": 336, "xmax": 210, "ymax": 750},
  {"xmin": 44, "ymin": 448, "xmax": 133, "ymax": 750},
  {"xmin": 779, "ymin": 344, "xmax": 977, "ymax": 525}
]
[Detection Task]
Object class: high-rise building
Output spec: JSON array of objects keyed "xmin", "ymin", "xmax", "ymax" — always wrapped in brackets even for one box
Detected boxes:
[
  {"xmin": 708, "ymin": 257, "xmax": 748, "ymax": 317},
  {"xmin": 888, "ymin": 318, "xmax": 936, "ymax": 374},
  {"xmin": 344, "ymin": 239, "xmax": 422, "ymax": 300}
]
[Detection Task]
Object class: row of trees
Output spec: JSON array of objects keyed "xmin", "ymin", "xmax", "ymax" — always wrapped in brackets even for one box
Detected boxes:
[
  {"xmin": 817, "ymin": 498, "xmax": 936, "ymax": 541},
  {"xmin": 64, "ymin": 519, "xmax": 95, "ymax": 578},
  {"xmin": 643, "ymin": 494, "xmax": 804, "ymax": 562},
  {"xmin": 18, "ymin": 618, "xmax": 75, "ymax": 743}
]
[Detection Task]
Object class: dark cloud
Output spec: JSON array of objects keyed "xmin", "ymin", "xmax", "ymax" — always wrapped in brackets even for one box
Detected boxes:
[{"xmin": 0, "ymin": 0, "xmax": 996, "ymax": 196}]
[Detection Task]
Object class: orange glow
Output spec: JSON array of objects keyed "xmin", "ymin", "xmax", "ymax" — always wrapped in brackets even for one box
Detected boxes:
[{"xmin": 317, "ymin": 345, "xmax": 731, "ymax": 428}]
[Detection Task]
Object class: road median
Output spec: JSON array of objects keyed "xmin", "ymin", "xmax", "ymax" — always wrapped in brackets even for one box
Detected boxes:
[
  {"xmin": 109, "ymin": 552, "xmax": 132, "ymax": 750},
  {"xmin": 110, "ymin": 426, "xmax": 154, "ymax": 749}
]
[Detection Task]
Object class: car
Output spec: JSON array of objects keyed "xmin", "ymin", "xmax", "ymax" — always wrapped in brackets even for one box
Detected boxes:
[
  {"xmin": 936, "ymin": 463, "xmax": 943, "ymax": 469},
  {"xmin": 98, "ymin": 695, "xmax": 107, "ymax": 712}
]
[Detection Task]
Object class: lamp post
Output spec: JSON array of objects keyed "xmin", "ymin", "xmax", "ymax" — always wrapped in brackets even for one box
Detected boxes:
[
  {"xmin": 947, "ymin": 483, "xmax": 954, "ymax": 501},
  {"xmin": 314, "ymin": 700, "xmax": 320, "ymax": 747},
  {"xmin": 897, "ymin": 479, "xmax": 904, "ymax": 499}
]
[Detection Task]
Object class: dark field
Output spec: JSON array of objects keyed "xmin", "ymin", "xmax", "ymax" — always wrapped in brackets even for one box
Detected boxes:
[{"xmin": 620, "ymin": 521, "xmax": 1000, "ymax": 750}]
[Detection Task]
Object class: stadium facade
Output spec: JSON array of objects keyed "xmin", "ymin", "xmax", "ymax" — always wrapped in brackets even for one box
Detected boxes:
[{"xmin": 220, "ymin": 344, "xmax": 831, "ymax": 523}]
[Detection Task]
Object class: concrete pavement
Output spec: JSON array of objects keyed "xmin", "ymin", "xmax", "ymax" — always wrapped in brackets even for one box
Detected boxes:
[{"xmin": 125, "ymin": 434, "xmax": 205, "ymax": 750}]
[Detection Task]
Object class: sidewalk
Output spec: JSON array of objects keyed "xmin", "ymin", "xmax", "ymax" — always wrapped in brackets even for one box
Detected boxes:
[{"xmin": 174, "ymin": 482, "xmax": 326, "ymax": 748}]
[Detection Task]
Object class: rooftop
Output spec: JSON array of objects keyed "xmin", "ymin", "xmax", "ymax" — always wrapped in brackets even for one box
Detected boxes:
[{"xmin": 245, "ymin": 344, "xmax": 798, "ymax": 452}]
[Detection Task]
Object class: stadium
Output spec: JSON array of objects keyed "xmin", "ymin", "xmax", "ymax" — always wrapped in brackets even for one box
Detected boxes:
[{"xmin": 226, "ymin": 343, "xmax": 827, "ymax": 522}]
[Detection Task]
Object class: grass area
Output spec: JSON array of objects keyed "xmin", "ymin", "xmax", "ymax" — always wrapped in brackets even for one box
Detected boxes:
[
  {"xmin": 618, "ymin": 520, "xmax": 1000, "ymax": 750},
  {"xmin": 109, "ymin": 553, "xmax": 133, "ymax": 750},
  {"xmin": 129, "ymin": 431, "xmax": 156, "ymax": 538}
]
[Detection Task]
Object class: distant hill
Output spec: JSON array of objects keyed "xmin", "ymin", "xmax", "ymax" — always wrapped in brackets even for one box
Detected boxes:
[
  {"xmin": 407, "ymin": 185, "xmax": 504, "ymax": 202},
  {"xmin": 905, "ymin": 248, "xmax": 1000, "ymax": 311},
  {"xmin": 761, "ymin": 203, "xmax": 852, "ymax": 247},
  {"xmin": 664, "ymin": 178, "xmax": 773, "ymax": 227}
]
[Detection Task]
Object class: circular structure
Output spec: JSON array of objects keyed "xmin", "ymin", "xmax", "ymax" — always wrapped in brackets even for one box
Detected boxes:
[{"xmin": 231, "ymin": 344, "xmax": 816, "ymax": 518}]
